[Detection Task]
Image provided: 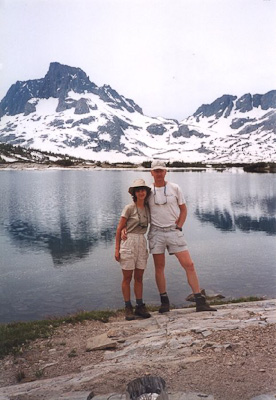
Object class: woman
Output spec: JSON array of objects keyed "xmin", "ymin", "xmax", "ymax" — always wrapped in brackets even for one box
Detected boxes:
[{"xmin": 115, "ymin": 178, "xmax": 151, "ymax": 321}]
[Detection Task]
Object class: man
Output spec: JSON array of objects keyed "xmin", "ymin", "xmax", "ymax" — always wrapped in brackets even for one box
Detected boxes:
[{"xmin": 148, "ymin": 160, "xmax": 217, "ymax": 313}]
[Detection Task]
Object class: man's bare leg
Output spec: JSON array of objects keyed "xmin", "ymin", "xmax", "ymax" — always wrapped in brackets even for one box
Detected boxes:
[
  {"xmin": 175, "ymin": 250, "xmax": 200, "ymax": 293},
  {"xmin": 153, "ymin": 253, "xmax": 170, "ymax": 313},
  {"xmin": 175, "ymin": 250, "xmax": 217, "ymax": 312},
  {"xmin": 152, "ymin": 253, "xmax": 166, "ymax": 293}
]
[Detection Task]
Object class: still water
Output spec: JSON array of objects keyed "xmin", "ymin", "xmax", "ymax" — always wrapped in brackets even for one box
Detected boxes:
[{"xmin": 0, "ymin": 169, "xmax": 275, "ymax": 323}]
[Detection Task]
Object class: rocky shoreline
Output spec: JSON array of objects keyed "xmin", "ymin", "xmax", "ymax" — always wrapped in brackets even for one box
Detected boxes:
[{"xmin": 0, "ymin": 299, "xmax": 275, "ymax": 400}]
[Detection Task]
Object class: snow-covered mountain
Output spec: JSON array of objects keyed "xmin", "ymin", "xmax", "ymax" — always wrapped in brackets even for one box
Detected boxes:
[{"xmin": 0, "ymin": 62, "xmax": 275, "ymax": 163}]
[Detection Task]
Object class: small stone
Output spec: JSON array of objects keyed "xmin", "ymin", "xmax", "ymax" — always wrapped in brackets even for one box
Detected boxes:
[
  {"xmin": 49, "ymin": 348, "xmax": 57, "ymax": 353},
  {"xmin": 41, "ymin": 362, "xmax": 59, "ymax": 370},
  {"xmin": 202, "ymin": 342, "xmax": 215, "ymax": 349},
  {"xmin": 201, "ymin": 330, "xmax": 212, "ymax": 337},
  {"xmin": 86, "ymin": 333, "xmax": 117, "ymax": 351}
]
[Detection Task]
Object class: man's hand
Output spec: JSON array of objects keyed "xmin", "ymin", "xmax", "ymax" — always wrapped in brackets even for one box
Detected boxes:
[
  {"xmin": 121, "ymin": 227, "xmax": 127, "ymax": 241},
  {"xmin": 175, "ymin": 219, "xmax": 182, "ymax": 230}
]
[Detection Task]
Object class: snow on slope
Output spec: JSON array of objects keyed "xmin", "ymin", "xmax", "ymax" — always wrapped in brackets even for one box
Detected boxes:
[
  {"xmin": 0, "ymin": 62, "xmax": 275, "ymax": 163},
  {"xmin": 1, "ymin": 92, "xmax": 275, "ymax": 163}
]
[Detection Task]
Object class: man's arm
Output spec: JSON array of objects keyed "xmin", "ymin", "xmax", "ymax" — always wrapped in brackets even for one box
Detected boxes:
[{"xmin": 175, "ymin": 203, "xmax": 187, "ymax": 229}]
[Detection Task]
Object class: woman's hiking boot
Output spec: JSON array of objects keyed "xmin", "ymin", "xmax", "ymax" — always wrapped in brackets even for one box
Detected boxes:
[
  {"xmin": 135, "ymin": 304, "xmax": 151, "ymax": 318},
  {"xmin": 125, "ymin": 305, "xmax": 135, "ymax": 321},
  {"xmin": 195, "ymin": 294, "xmax": 217, "ymax": 312},
  {"xmin": 159, "ymin": 295, "xmax": 170, "ymax": 313}
]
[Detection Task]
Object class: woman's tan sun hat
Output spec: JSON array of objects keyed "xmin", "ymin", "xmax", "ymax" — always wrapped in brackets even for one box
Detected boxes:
[{"xmin": 128, "ymin": 178, "xmax": 151, "ymax": 195}]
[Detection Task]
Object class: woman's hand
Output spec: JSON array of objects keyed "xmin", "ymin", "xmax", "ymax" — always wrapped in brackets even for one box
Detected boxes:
[
  {"xmin": 115, "ymin": 217, "xmax": 127, "ymax": 262},
  {"xmin": 115, "ymin": 249, "xmax": 120, "ymax": 262}
]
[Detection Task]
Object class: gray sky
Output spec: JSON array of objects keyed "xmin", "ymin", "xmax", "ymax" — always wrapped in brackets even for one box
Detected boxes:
[{"xmin": 1, "ymin": 0, "xmax": 276, "ymax": 120}]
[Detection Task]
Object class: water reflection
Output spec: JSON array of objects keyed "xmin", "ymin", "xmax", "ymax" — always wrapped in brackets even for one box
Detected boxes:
[
  {"xmin": 176, "ymin": 171, "xmax": 276, "ymax": 235},
  {"xmin": 195, "ymin": 208, "xmax": 276, "ymax": 234},
  {"xmin": 1, "ymin": 170, "xmax": 121, "ymax": 267},
  {"xmin": 1, "ymin": 170, "xmax": 276, "ymax": 268},
  {"xmin": 7, "ymin": 219, "xmax": 116, "ymax": 266},
  {"xmin": 0, "ymin": 169, "xmax": 276, "ymax": 323}
]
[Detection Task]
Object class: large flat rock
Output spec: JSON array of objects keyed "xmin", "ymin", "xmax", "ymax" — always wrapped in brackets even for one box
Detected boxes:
[{"xmin": 0, "ymin": 300, "xmax": 275, "ymax": 400}]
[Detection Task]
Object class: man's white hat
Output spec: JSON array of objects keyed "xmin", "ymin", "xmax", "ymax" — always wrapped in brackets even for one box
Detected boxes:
[{"xmin": 151, "ymin": 160, "xmax": 167, "ymax": 170}]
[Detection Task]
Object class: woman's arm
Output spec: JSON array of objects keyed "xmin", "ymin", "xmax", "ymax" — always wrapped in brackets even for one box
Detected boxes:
[{"xmin": 115, "ymin": 217, "xmax": 127, "ymax": 261}]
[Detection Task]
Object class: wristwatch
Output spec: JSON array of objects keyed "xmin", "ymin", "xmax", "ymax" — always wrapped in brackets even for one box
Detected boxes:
[{"xmin": 176, "ymin": 225, "xmax": 182, "ymax": 231}]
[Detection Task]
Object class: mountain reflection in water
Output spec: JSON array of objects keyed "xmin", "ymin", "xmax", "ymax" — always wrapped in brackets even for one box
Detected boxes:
[
  {"xmin": 2, "ymin": 170, "xmax": 276, "ymax": 265},
  {"xmin": 195, "ymin": 209, "xmax": 276, "ymax": 234},
  {"xmin": 2, "ymin": 170, "xmax": 120, "ymax": 267},
  {"xmin": 0, "ymin": 169, "xmax": 275, "ymax": 323},
  {"xmin": 7, "ymin": 219, "xmax": 116, "ymax": 267}
]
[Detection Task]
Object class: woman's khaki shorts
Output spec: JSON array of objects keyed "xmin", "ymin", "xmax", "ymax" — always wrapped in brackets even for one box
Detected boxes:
[{"xmin": 119, "ymin": 233, "xmax": 148, "ymax": 270}]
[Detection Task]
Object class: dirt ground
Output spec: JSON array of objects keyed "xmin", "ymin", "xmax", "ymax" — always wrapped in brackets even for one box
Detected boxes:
[{"xmin": 0, "ymin": 312, "xmax": 275, "ymax": 400}]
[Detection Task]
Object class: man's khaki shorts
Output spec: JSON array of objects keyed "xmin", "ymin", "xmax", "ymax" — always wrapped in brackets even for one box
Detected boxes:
[
  {"xmin": 119, "ymin": 233, "xmax": 148, "ymax": 270},
  {"xmin": 148, "ymin": 226, "xmax": 188, "ymax": 255}
]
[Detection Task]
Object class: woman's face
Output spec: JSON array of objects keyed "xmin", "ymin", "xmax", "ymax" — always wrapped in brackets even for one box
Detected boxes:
[{"xmin": 134, "ymin": 187, "xmax": 147, "ymax": 201}]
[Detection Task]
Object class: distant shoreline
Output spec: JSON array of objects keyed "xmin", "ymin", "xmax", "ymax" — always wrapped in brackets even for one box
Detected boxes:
[
  {"xmin": 1, "ymin": 162, "xmax": 276, "ymax": 173},
  {"xmin": 0, "ymin": 163, "xmax": 218, "ymax": 172}
]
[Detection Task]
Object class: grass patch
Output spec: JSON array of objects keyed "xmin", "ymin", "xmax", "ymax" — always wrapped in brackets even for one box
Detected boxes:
[{"xmin": 0, "ymin": 310, "xmax": 115, "ymax": 359}]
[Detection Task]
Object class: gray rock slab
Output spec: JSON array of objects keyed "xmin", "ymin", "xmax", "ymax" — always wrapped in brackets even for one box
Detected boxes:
[
  {"xmin": 250, "ymin": 394, "xmax": 276, "ymax": 400},
  {"xmin": 0, "ymin": 299, "xmax": 275, "ymax": 400},
  {"xmin": 87, "ymin": 394, "xmax": 215, "ymax": 400},
  {"xmin": 86, "ymin": 332, "xmax": 117, "ymax": 351},
  {"xmin": 169, "ymin": 393, "xmax": 215, "ymax": 400},
  {"xmin": 92, "ymin": 394, "xmax": 126, "ymax": 400},
  {"xmin": 50, "ymin": 391, "xmax": 94, "ymax": 400}
]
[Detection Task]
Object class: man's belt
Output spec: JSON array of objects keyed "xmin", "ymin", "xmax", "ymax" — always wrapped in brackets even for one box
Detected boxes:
[{"xmin": 151, "ymin": 225, "xmax": 177, "ymax": 232}]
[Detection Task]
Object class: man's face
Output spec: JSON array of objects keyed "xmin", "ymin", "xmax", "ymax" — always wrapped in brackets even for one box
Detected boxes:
[{"xmin": 151, "ymin": 169, "xmax": 167, "ymax": 184}]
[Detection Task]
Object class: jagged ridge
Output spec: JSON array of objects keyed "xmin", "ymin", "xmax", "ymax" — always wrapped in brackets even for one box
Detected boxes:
[{"xmin": 0, "ymin": 62, "xmax": 275, "ymax": 163}]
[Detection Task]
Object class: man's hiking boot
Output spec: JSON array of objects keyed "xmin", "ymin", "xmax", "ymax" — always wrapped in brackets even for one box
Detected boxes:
[
  {"xmin": 135, "ymin": 304, "xmax": 151, "ymax": 319},
  {"xmin": 125, "ymin": 305, "xmax": 135, "ymax": 321},
  {"xmin": 195, "ymin": 294, "xmax": 217, "ymax": 312},
  {"xmin": 159, "ymin": 295, "xmax": 170, "ymax": 313}
]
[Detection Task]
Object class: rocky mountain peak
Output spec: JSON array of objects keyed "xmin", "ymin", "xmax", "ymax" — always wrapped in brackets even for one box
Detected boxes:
[
  {"xmin": 193, "ymin": 95, "xmax": 237, "ymax": 120},
  {"xmin": 0, "ymin": 62, "xmax": 275, "ymax": 163},
  {"xmin": 193, "ymin": 90, "xmax": 276, "ymax": 121},
  {"xmin": 38, "ymin": 62, "xmax": 98, "ymax": 99},
  {"xmin": 0, "ymin": 62, "xmax": 143, "ymax": 118},
  {"xmin": 0, "ymin": 79, "xmax": 43, "ymax": 117},
  {"xmin": 98, "ymin": 84, "xmax": 143, "ymax": 114}
]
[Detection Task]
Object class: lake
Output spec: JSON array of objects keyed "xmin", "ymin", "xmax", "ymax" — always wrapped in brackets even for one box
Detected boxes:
[{"xmin": 0, "ymin": 168, "xmax": 275, "ymax": 323}]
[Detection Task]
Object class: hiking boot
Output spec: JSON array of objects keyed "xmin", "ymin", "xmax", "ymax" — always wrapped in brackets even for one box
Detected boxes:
[
  {"xmin": 195, "ymin": 295, "xmax": 217, "ymax": 312},
  {"xmin": 159, "ymin": 296, "xmax": 170, "ymax": 313},
  {"xmin": 125, "ymin": 305, "xmax": 135, "ymax": 321},
  {"xmin": 135, "ymin": 304, "xmax": 151, "ymax": 319}
]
